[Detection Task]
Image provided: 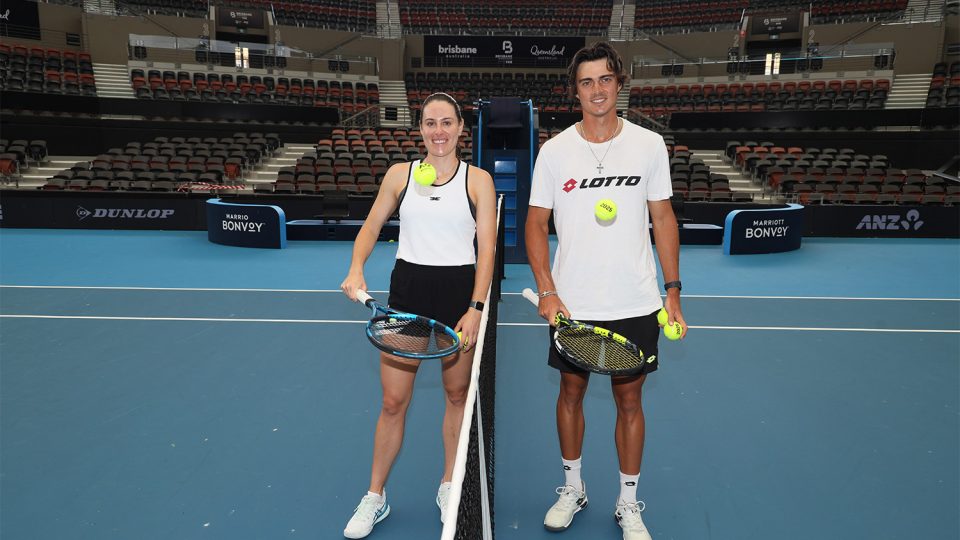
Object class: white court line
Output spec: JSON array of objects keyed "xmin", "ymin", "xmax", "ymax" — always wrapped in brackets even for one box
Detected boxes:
[
  {"xmin": 0, "ymin": 285, "xmax": 367, "ymax": 293},
  {"xmin": 1, "ymin": 315, "xmax": 957, "ymax": 333},
  {"xmin": 1, "ymin": 285, "xmax": 957, "ymax": 302},
  {"xmin": 501, "ymin": 292, "xmax": 960, "ymax": 302},
  {"xmin": 500, "ymin": 322, "xmax": 960, "ymax": 333},
  {"xmin": 0, "ymin": 315, "xmax": 365, "ymax": 324}
]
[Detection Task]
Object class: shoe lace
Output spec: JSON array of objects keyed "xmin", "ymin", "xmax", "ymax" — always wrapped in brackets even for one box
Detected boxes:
[
  {"xmin": 617, "ymin": 501, "xmax": 647, "ymax": 532},
  {"xmin": 353, "ymin": 494, "xmax": 382, "ymax": 522},
  {"xmin": 553, "ymin": 485, "xmax": 585, "ymax": 510}
]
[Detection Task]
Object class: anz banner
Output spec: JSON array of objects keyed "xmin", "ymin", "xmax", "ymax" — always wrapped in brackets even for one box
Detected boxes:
[
  {"xmin": 424, "ymin": 36, "xmax": 584, "ymax": 68},
  {"xmin": 809, "ymin": 205, "xmax": 960, "ymax": 239}
]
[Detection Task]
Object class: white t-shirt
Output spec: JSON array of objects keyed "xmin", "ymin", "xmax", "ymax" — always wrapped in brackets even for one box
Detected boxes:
[{"xmin": 529, "ymin": 119, "xmax": 672, "ymax": 320}]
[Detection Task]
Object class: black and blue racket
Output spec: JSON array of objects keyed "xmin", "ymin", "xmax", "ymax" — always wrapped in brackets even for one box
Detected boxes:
[{"xmin": 355, "ymin": 290, "xmax": 461, "ymax": 359}]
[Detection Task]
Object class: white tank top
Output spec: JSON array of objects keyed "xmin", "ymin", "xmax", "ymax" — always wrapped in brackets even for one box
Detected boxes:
[{"xmin": 395, "ymin": 159, "xmax": 477, "ymax": 266}]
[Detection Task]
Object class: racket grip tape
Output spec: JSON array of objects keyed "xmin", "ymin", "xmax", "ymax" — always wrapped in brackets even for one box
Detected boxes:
[
  {"xmin": 521, "ymin": 288, "xmax": 540, "ymax": 305},
  {"xmin": 355, "ymin": 290, "xmax": 374, "ymax": 306}
]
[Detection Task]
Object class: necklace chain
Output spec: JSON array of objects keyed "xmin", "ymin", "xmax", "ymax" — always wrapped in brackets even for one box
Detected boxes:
[{"xmin": 578, "ymin": 117, "xmax": 621, "ymax": 174}]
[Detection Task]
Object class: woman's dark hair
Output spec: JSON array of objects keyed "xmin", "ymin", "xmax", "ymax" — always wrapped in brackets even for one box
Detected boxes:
[
  {"xmin": 421, "ymin": 92, "xmax": 463, "ymax": 124},
  {"xmin": 566, "ymin": 41, "xmax": 629, "ymax": 100}
]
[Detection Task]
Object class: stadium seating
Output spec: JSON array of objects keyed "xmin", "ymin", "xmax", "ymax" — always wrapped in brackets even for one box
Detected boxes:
[
  {"xmin": 635, "ymin": 0, "xmax": 909, "ymax": 34},
  {"xmin": 726, "ymin": 141, "xmax": 957, "ymax": 205},
  {"xmin": 130, "ymin": 68, "xmax": 378, "ymax": 112},
  {"xmin": 0, "ymin": 44, "xmax": 96, "ymax": 96},
  {"xmin": 41, "ymin": 134, "xmax": 279, "ymax": 192},
  {"xmin": 629, "ymin": 78, "xmax": 890, "ymax": 117},
  {"xmin": 405, "ymin": 71, "xmax": 574, "ymax": 113},
  {"xmin": 258, "ymin": 127, "xmax": 473, "ymax": 195},
  {"xmin": 399, "ymin": 0, "xmax": 611, "ymax": 35},
  {"xmin": 926, "ymin": 62, "xmax": 960, "ymax": 108},
  {"xmin": 119, "ymin": 0, "xmax": 376, "ymax": 32}
]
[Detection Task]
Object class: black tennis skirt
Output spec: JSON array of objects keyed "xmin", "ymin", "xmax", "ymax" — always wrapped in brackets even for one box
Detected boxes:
[{"xmin": 388, "ymin": 258, "xmax": 475, "ymax": 329}]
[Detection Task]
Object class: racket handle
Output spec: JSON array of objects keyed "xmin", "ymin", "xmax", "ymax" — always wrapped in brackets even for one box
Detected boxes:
[
  {"xmin": 521, "ymin": 288, "xmax": 540, "ymax": 306},
  {"xmin": 355, "ymin": 290, "xmax": 374, "ymax": 306}
]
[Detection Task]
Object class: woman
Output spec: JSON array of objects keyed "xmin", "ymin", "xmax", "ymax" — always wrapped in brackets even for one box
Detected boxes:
[{"xmin": 339, "ymin": 92, "xmax": 497, "ymax": 539}]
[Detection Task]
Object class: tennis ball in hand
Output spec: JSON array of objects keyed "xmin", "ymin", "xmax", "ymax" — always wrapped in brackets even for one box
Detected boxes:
[
  {"xmin": 657, "ymin": 308, "xmax": 668, "ymax": 326},
  {"xmin": 664, "ymin": 321, "xmax": 683, "ymax": 341},
  {"xmin": 457, "ymin": 331, "xmax": 469, "ymax": 348},
  {"xmin": 595, "ymin": 199, "xmax": 617, "ymax": 221},
  {"xmin": 413, "ymin": 162, "xmax": 436, "ymax": 186}
]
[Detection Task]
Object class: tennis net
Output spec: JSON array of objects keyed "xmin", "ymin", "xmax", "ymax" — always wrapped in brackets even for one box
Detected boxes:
[{"xmin": 439, "ymin": 195, "xmax": 504, "ymax": 540}]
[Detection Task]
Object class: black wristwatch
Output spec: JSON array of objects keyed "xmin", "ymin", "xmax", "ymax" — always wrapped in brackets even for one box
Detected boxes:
[
  {"xmin": 663, "ymin": 281, "xmax": 682, "ymax": 292},
  {"xmin": 469, "ymin": 300, "xmax": 485, "ymax": 311}
]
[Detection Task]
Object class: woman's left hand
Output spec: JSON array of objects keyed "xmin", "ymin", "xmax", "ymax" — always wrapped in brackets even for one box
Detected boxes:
[{"xmin": 454, "ymin": 308, "xmax": 483, "ymax": 352}]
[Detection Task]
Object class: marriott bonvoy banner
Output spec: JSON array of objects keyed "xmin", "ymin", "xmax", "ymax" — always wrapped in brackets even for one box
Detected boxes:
[{"xmin": 424, "ymin": 36, "xmax": 585, "ymax": 68}]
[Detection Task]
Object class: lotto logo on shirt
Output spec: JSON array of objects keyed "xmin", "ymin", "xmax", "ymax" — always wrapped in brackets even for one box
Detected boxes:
[{"xmin": 563, "ymin": 176, "xmax": 643, "ymax": 193}]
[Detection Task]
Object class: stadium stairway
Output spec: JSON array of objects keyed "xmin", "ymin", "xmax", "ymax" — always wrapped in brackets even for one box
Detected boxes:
[
  {"xmin": 691, "ymin": 149, "xmax": 771, "ymax": 201},
  {"xmin": 885, "ymin": 73, "xmax": 932, "ymax": 109},
  {"xmin": 20, "ymin": 157, "xmax": 87, "ymax": 189},
  {"xmin": 93, "ymin": 63, "xmax": 136, "ymax": 99},
  {"xmin": 376, "ymin": 1, "xmax": 402, "ymax": 39},
  {"xmin": 378, "ymin": 80, "xmax": 413, "ymax": 127},
  {"xmin": 83, "ymin": 0, "xmax": 117, "ymax": 15},
  {"xmin": 618, "ymin": 83, "xmax": 631, "ymax": 114},
  {"xmin": 246, "ymin": 143, "xmax": 314, "ymax": 190},
  {"xmin": 608, "ymin": 2, "xmax": 636, "ymax": 41},
  {"xmin": 903, "ymin": 0, "xmax": 946, "ymax": 22}
]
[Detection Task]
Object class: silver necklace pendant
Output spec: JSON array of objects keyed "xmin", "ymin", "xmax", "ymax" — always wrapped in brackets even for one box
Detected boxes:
[{"xmin": 580, "ymin": 118, "xmax": 620, "ymax": 175}]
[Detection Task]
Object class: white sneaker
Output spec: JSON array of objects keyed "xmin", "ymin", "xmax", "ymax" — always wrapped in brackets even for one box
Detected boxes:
[
  {"xmin": 343, "ymin": 492, "xmax": 390, "ymax": 539},
  {"xmin": 437, "ymin": 482, "xmax": 451, "ymax": 523},
  {"xmin": 614, "ymin": 500, "xmax": 652, "ymax": 540},
  {"xmin": 543, "ymin": 483, "xmax": 588, "ymax": 531}
]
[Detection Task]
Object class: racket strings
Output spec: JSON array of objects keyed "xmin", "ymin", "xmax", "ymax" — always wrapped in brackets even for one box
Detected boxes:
[
  {"xmin": 369, "ymin": 317, "xmax": 457, "ymax": 355},
  {"xmin": 556, "ymin": 328, "xmax": 642, "ymax": 372}
]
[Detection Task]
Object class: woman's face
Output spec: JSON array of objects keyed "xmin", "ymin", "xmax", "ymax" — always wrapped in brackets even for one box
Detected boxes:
[{"xmin": 421, "ymin": 100, "xmax": 462, "ymax": 159}]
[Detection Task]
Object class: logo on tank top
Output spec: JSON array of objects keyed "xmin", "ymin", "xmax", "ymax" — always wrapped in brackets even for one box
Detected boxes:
[
  {"xmin": 562, "ymin": 176, "xmax": 643, "ymax": 193},
  {"xmin": 429, "ymin": 196, "xmax": 441, "ymax": 201}
]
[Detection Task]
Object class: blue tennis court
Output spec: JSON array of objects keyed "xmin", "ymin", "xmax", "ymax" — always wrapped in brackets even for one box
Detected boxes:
[{"xmin": 1, "ymin": 229, "xmax": 958, "ymax": 540}]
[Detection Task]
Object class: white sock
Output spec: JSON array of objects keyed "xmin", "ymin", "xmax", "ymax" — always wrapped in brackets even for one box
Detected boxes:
[
  {"xmin": 367, "ymin": 490, "xmax": 385, "ymax": 503},
  {"xmin": 562, "ymin": 457, "xmax": 583, "ymax": 491},
  {"xmin": 618, "ymin": 471, "xmax": 639, "ymax": 505}
]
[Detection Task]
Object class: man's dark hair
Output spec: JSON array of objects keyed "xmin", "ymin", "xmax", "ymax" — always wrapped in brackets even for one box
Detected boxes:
[{"xmin": 566, "ymin": 41, "xmax": 629, "ymax": 100}]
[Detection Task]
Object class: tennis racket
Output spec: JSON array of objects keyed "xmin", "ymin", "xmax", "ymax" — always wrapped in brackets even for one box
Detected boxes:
[
  {"xmin": 355, "ymin": 290, "xmax": 461, "ymax": 359},
  {"xmin": 521, "ymin": 288, "xmax": 648, "ymax": 376}
]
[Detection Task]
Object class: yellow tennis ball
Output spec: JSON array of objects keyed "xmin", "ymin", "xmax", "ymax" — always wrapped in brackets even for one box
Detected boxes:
[
  {"xmin": 664, "ymin": 321, "xmax": 683, "ymax": 341},
  {"xmin": 657, "ymin": 308, "xmax": 668, "ymax": 326},
  {"xmin": 413, "ymin": 162, "xmax": 436, "ymax": 186},
  {"xmin": 457, "ymin": 331, "xmax": 469, "ymax": 348},
  {"xmin": 595, "ymin": 199, "xmax": 617, "ymax": 221}
]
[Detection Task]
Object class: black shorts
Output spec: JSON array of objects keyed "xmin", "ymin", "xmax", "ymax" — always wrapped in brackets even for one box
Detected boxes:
[
  {"xmin": 547, "ymin": 310, "xmax": 661, "ymax": 378},
  {"xmin": 388, "ymin": 258, "xmax": 475, "ymax": 329}
]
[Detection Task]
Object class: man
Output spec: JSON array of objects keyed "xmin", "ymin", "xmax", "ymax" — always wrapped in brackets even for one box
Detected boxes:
[{"xmin": 525, "ymin": 41, "xmax": 688, "ymax": 540}]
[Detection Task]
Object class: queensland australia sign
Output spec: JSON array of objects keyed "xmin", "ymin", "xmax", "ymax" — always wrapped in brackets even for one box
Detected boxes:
[
  {"xmin": 424, "ymin": 36, "xmax": 584, "ymax": 67},
  {"xmin": 723, "ymin": 204, "xmax": 804, "ymax": 255}
]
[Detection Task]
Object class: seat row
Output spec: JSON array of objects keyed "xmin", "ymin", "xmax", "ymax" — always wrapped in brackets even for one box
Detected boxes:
[
  {"xmin": 926, "ymin": 62, "xmax": 960, "ymax": 108},
  {"xmin": 0, "ymin": 45, "xmax": 96, "ymax": 96},
  {"xmin": 727, "ymin": 140, "xmax": 959, "ymax": 206},
  {"xmin": 634, "ymin": 0, "xmax": 907, "ymax": 32}
]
